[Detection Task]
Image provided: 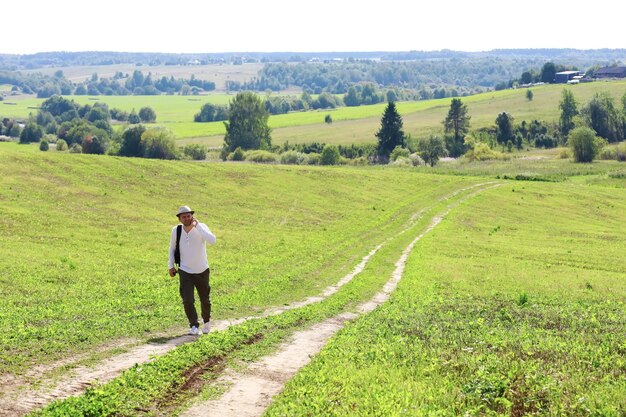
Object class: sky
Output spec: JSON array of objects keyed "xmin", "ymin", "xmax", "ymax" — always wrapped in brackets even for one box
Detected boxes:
[{"xmin": 4, "ymin": 0, "xmax": 624, "ymax": 55}]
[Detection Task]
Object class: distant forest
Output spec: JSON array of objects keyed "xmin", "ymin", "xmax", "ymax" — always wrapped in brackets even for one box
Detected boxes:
[{"xmin": 1, "ymin": 49, "xmax": 625, "ymax": 100}]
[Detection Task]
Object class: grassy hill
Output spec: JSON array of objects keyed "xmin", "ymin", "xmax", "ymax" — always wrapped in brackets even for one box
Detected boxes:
[
  {"xmin": 1, "ymin": 142, "xmax": 624, "ymax": 415},
  {"xmin": 0, "ymin": 142, "xmax": 477, "ymax": 373}
]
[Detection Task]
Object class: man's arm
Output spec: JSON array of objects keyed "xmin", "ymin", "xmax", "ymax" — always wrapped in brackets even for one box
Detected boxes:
[
  {"xmin": 168, "ymin": 227, "xmax": 177, "ymax": 276},
  {"xmin": 194, "ymin": 220, "xmax": 217, "ymax": 245}
]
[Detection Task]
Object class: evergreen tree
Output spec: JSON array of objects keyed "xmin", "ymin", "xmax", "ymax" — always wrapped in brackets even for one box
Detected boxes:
[
  {"xmin": 443, "ymin": 98, "xmax": 470, "ymax": 157},
  {"xmin": 375, "ymin": 101, "xmax": 405, "ymax": 161},
  {"xmin": 495, "ymin": 112, "xmax": 514, "ymax": 146}
]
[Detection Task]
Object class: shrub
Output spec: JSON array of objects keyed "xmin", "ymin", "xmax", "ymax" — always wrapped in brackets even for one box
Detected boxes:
[
  {"xmin": 280, "ymin": 150, "xmax": 308, "ymax": 165},
  {"xmin": 409, "ymin": 153, "xmax": 425, "ymax": 166},
  {"xmin": 464, "ymin": 142, "xmax": 506, "ymax": 162},
  {"xmin": 598, "ymin": 142, "xmax": 626, "ymax": 161},
  {"xmin": 230, "ymin": 147, "xmax": 245, "ymax": 161},
  {"xmin": 56, "ymin": 139, "xmax": 68, "ymax": 151},
  {"xmin": 245, "ymin": 150, "xmax": 277, "ymax": 163},
  {"xmin": 69, "ymin": 143, "xmax": 83, "ymax": 153},
  {"xmin": 141, "ymin": 128, "xmax": 179, "ymax": 160},
  {"xmin": 220, "ymin": 146, "xmax": 230, "ymax": 161},
  {"xmin": 39, "ymin": 140, "xmax": 49, "ymax": 151},
  {"xmin": 306, "ymin": 153, "xmax": 320, "ymax": 165},
  {"xmin": 390, "ymin": 146, "xmax": 410, "ymax": 161},
  {"xmin": 183, "ymin": 144, "xmax": 207, "ymax": 160},
  {"xmin": 558, "ymin": 148, "xmax": 570, "ymax": 159},
  {"xmin": 349, "ymin": 156, "xmax": 369, "ymax": 166},
  {"xmin": 568, "ymin": 127, "xmax": 606, "ymax": 163},
  {"xmin": 391, "ymin": 156, "xmax": 412, "ymax": 167},
  {"xmin": 320, "ymin": 144, "xmax": 340, "ymax": 165},
  {"xmin": 138, "ymin": 107, "xmax": 157, "ymax": 123}
]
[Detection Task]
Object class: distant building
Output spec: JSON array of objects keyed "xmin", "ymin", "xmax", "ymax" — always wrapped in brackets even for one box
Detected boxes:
[
  {"xmin": 555, "ymin": 71, "xmax": 583, "ymax": 83},
  {"xmin": 595, "ymin": 66, "xmax": 626, "ymax": 78}
]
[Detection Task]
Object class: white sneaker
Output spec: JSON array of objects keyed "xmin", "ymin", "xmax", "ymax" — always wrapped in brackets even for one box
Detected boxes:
[
  {"xmin": 202, "ymin": 322, "xmax": 211, "ymax": 334},
  {"xmin": 189, "ymin": 325, "xmax": 199, "ymax": 335}
]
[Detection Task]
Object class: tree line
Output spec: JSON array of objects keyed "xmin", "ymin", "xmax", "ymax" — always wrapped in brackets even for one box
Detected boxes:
[{"xmin": 0, "ymin": 70, "xmax": 215, "ymax": 98}]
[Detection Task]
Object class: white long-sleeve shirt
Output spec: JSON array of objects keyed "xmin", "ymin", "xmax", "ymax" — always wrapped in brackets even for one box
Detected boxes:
[{"xmin": 168, "ymin": 222, "xmax": 216, "ymax": 273}]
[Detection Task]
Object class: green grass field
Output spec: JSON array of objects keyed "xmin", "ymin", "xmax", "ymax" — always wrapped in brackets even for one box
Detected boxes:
[
  {"xmin": 0, "ymin": 142, "xmax": 478, "ymax": 375},
  {"xmin": 266, "ymin": 180, "xmax": 626, "ymax": 416},
  {"xmin": 1, "ymin": 140, "xmax": 623, "ymax": 415}
]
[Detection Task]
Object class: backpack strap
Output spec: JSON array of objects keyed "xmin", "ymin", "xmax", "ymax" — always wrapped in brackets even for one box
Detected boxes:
[{"xmin": 174, "ymin": 224, "xmax": 182, "ymax": 266}]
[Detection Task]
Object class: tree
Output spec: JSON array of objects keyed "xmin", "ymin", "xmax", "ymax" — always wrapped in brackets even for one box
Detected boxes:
[
  {"xmin": 224, "ymin": 92, "xmax": 271, "ymax": 151},
  {"xmin": 495, "ymin": 112, "xmax": 514, "ymax": 146},
  {"xmin": 128, "ymin": 109, "xmax": 141, "ymax": 124},
  {"xmin": 443, "ymin": 98, "xmax": 470, "ymax": 157},
  {"xmin": 82, "ymin": 135, "xmax": 108, "ymax": 155},
  {"xmin": 418, "ymin": 135, "xmax": 447, "ymax": 167},
  {"xmin": 19, "ymin": 122, "xmax": 44, "ymax": 143},
  {"xmin": 343, "ymin": 86, "xmax": 360, "ymax": 106},
  {"xmin": 138, "ymin": 106, "xmax": 157, "ymax": 123},
  {"xmin": 540, "ymin": 62, "xmax": 557, "ymax": 83},
  {"xmin": 520, "ymin": 71, "xmax": 534, "ymax": 84},
  {"xmin": 119, "ymin": 125, "xmax": 147, "ymax": 157},
  {"xmin": 320, "ymin": 144, "xmax": 341, "ymax": 165},
  {"xmin": 568, "ymin": 126, "xmax": 606, "ymax": 163},
  {"xmin": 559, "ymin": 89, "xmax": 578, "ymax": 139},
  {"xmin": 141, "ymin": 127, "xmax": 179, "ymax": 159},
  {"xmin": 581, "ymin": 91, "xmax": 623, "ymax": 142},
  {"xmin": 375, "ymin": 102, "xmax": 405, "ymax": 161},
  {"xmin": 526, "ymin": 90, "xmax": 534, "ymax": 101},
  {"xmin": 324, "ymin": 114, "xmax": 333, "ymax": 124},
  {"xmin": 194, "ymin": 103, "xmax": 228, "ymax": 122}
]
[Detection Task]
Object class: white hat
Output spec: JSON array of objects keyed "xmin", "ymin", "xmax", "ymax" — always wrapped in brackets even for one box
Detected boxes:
[{"xmin": 176, "ymin": 205, "xmax": 194, "ymax": 217}]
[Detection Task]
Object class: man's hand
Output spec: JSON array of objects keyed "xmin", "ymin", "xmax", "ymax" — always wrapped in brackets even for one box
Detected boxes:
[
  {"xmin": 169, "ymin": 267, "xmax": 177, "ymax": 277},
  {"xmin": 192, "ymin": 218, "xmax": 198, "ymax": 227}
]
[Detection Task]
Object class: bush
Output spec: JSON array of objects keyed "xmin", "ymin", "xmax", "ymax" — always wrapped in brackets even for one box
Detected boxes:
[
  {"xmin": 349, "ymin": 156, "xmax": 369, "ymax": 166},
  {"xmin": 230, "ymin": 147, "xmax": 245, "ymax": 161},
  {"xmin": 69, "ymin": 143, "xmax": 83, "ymax": 153},
  {"xmin": 141, "ymin": 128, "xmax": 179, "ymax": 160},
  {"xmin": 245, "ymin": 150, "xmax": 277, "ymax": 163},
  {"xmin": 464, "ymin": 142, "xmax": 507, "ymax": 162},
  {"xmin": 409, "ymin": 153, "xmax": 425, "ymax": 166},
  {"xmin": 39, "ymin": 140, "xmax": 49, "ymax": 151},
  {"xmin": 391, "ymin": 156, "xmax": 412, "ymax": 167},
  {"xmin": 568, "ymin": 127, "xmax": 606, "ymax": 163},
  {"xmin": 320, "ymin": 144, "xmax": 340, "ymax": 165},
  {"xmin": 390, "ymin": 146, "xmax": 410, "ymax": 162},
  {"xmin": 183, "ymin": 144, "xmax": 208, "ymax": 160},
  {"xmin": 280, "ymin": 150, "xmax": 308, "ymax": 165},
  {"xmin": 558, "ymin": 148, "xmax": 570, "ymax": 159},
  {"xmin": 598, "ymin": 142, "xmax": 626, "ymax": 161},
  {"xmin": 56, "ymin": 139, "xmax": 68, "ymax": 151},
  {"xmin": 306, "ymin": 153, "xmax": 320, "ymax": 165}
]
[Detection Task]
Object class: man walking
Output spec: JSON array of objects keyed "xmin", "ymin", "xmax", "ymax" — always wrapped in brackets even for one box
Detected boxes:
[{"xmin": 168, "ymin": 205, "xmax": 216, "ymax": 335}]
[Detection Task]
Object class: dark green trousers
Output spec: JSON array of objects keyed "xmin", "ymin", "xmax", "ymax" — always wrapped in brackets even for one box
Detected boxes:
[{"xmin": 178, "ymin": 268, "xmax": 211, "ymax": 327}]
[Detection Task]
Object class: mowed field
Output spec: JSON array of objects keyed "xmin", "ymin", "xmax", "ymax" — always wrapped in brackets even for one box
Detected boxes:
[
  {"xmin": 2, "ymin": 80, "xmax": 626, "ymax": 148},
  {"xmin": 1, "ymin": 140, "xmax": 624, "ymax": 415}
]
